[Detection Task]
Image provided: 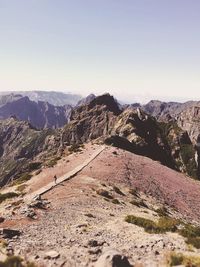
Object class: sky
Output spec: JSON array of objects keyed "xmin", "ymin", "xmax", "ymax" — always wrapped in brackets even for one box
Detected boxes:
[{"xmin": 0, "ymin": 0, "xmax": 200, "ymax": 103}]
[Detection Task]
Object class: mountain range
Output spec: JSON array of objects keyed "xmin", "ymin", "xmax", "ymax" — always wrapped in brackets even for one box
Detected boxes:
[{"xmin": 1, "ymin": 91, "xmax": 200, "ymax": 266}]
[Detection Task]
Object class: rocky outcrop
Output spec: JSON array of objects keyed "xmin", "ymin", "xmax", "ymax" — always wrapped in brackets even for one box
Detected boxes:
[
  {"xmin": 107, "ymin": 108, "xmax": 197, "ymax": 178},
  {"xmin": 0, "ymin": 94, "xmax": 72, "ymax": 129},
  {"xmin": 141, "ymin": 100, "xmax": 197, "ymax": 122},
  {"xmin": 61, "ymin": 94, "xmax": 121, "ymax": 145},
  {"xmin": 95, "ymin": 250, "xmax": 132, "ymax": 267}
]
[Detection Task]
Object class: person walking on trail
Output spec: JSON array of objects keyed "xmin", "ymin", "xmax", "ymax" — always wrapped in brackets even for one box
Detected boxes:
[{"xmin": 54, "ymin": 174, "xmax": 57, "ymax": 184}]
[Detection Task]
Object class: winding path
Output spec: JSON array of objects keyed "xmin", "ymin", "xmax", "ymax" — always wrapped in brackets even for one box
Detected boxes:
[{"xmin": 25, "ymin": 145, "xmax": 106, "ymax": 202}]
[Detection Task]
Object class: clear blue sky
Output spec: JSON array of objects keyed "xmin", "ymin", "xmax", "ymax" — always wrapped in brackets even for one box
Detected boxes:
[{"xmin": 0, "ymin": 0, "xmax": 200, "ymax": 103}]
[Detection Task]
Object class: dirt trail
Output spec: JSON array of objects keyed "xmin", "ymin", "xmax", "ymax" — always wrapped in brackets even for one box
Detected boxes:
[{"xmin": 25, "ymin": 145, "xmax": 106, "ymax": 202}]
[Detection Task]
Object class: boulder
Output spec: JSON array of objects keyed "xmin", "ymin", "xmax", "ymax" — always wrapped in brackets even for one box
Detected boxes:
[
  {"xmin": 44, "ymin": 250, "xmax": 60, "ymax": 259},
  {"xmin": 94, "ymin": 249, "xmax": 132, "ymax": 267},
  {"xmin": 0, "ymin": 228, "xmax": 21, "ymax": 239}
]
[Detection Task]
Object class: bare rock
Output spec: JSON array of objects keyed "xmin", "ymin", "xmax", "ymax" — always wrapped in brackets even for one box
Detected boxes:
[
  {"xmin": 44, "ymin": 250, "xmax": 60, "ymax": 259},
  {"xmin": 0, "ymin": 228, "xmax": 21, "ymax": 239},
  {"xmin": 94, "ymin": 249, "xmax": 132, "ymax": 267},
  {"xmin": 0, "ymin": 217, "xmax": 5, "ymax": 223}
]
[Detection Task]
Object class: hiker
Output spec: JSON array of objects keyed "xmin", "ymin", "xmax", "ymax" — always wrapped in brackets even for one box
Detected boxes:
[{"xmin": 54, "ymin": 174, "xmax": 57, "ymax": 184}]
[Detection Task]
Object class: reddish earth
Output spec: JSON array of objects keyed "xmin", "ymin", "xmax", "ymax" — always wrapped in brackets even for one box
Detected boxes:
[
  {"xmin": 26, "ymin": 143, "xmax": 200, "ymax": 222},
  {"xmin": 81, "ymin": 146, "xmax": 200, "ymax": 222},
  {"xmin": 1, "ymin": 143, "xmax": 200, "ymax": 266}
]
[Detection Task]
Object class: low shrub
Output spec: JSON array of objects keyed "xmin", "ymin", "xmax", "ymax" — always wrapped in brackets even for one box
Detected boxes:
[
  {"xmin": 13, "ymin": 173, "xmax": 32, "ymax": 185},
  {"xmin": 112, "ymin": 199, "xmax": 120, "ymax": 204},
  {"xmin": 125, "ymin": 215, "xmax": 179, "ymax": 234},
  {"xmin": 129, "ymin": 188, "xmax": 138, "ymax": 196},
  {"xmin": 0, "ymin": 256, "xmax": 36, "ymax": 267},
  {"xmin": 113, "ymin": 186, "xmax": 125, "ymax": 196},
  {"xmin": 46, "ymin": 156, "xmax": 61, "ymax": 168},
  {"xmin": 130, "ymin": 199, "xmax": 148, "ymax": 208},
  {"xmin": 169, "ymin": 252, "xmax": 200, "ymax": 267},
  {"xmin": 0, "ymin": 192, "xmax": 19, "ymax": 204},
  {"xmin": 179, "ymin": 224, "xmax": 200, "ymax": 249},
  {"xmin": 96, "ymin": 189, "xmax": 113, "ymax": 199},
  {"xmin": 68, "ymin": 144, "xmax": 82, "ymax": 153},
  {"xmin": 155, "ymin": 206, "xmax": 169, "ymax": 217}
]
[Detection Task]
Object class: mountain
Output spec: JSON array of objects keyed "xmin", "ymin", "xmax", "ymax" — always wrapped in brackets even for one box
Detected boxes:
[
  {"xmin": 142, "ymin": 100, "xmax": 198, "ymax": 122},
  {"xmin": 1, "ymin": 94, "xmax": 200, "ymax": 266},
  {"xmin": 0, "ymin": 94, "xmax": 72, "ymax": 129},
  {"xmin": 0, "ymin": 91, "xmax": 82, "ymax": 106},
  {"xmin": 0, "ymin": 93, "xmax": 198, "ymax": 187}
]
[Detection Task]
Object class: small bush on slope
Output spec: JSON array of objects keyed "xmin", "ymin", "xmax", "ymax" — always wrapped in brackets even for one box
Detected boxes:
[
  {"xmin": 125, "ymin": 215, "xmax": 179, "ymax": 233},
  {"xmin": 126, "ymin": 214, "xmax": 200, "ymax": 249},
  {"xmin": 0, "ymin": 192, "xmax": 18, "ymax": 204},
  {"xmin": 0, "ymin": 256, "xmax": 36, "ymax": 267}
]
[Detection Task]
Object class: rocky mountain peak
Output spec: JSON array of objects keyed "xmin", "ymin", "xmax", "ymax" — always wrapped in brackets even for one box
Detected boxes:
[{"xmin": 88, "ymin": 93, "xmax": 121, "ymax": 115}]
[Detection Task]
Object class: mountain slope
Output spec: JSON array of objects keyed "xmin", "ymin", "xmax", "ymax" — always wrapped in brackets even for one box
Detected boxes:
[
  {"xmin": 0, "ymin": 94, "xmax": 72, "ymax": 129},
  {"xmin": 1, "ymin": 144, "xmax": 200, "ymax": 266}
]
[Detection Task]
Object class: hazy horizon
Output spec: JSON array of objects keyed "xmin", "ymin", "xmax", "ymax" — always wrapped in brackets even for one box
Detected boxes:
[
  {"xmin": 1, "ymin": 1, "xmax": 200, "ymax": 103},
  {"xmin": 0, "ymin": 89, "xmax": 198, "ymax": 105}
]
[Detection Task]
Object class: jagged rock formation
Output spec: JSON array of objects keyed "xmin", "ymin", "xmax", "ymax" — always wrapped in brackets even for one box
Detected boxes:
[
  {"xmin": 61, "ymin": 94, "xmax": 121, "ymax": 144},
  {"xmin": 76, "ymin": 93, "xmax": 96, "ymax": 107},
  {"xmin": 0, "ymin": 94, "xmax": 71, "ymax": 129},
  {"xmin": 142, "ymin": 100, "xmax": 197, "ymax": 122},
  {"xmin": 0, "ymin": 93, "xmax": 198, "ymax": 186}
]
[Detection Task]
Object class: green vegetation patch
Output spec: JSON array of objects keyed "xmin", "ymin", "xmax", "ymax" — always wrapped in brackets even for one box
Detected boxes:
[
  {"xmin": 125, "ymin": 215, "xmax": 179, "ymax": 234},
  {"xmin": 13, "ymin": 173, "xmax": 32, "ymax": 185},
  {"xmin": 45, "ymin": 156, "xmax": 61, "ymax": 168},
  {"xmin": 179, "ymin": 224, "xmax": 200, "ymax": 249},
  {"xmin": 0, "ymin": 256, "xmax": 36, "ymax": 267},
  {"xmin": 112, "ymin": 198, "xmax": 120, "ymax": 204},
  {"xmin": 130, "ymin": 199, "xmax": 148, "ymax": 208},
  {"xmin": 126, "ymin": 213, "xmax": 200, "ymax": 249},
  {"xmin": 180, "ymin": 144, "xmax": 198, "ymax": 178},
  {"xmin": 169, "ymin": 252, "xmax": 200, "ymax": 266},
  {"xmin": 68, "ymin": 144, "xmax": 82, "ymax": 153},
  {"xmin": 0, "ymin": 192, "xmax": 19, "ymax": 204}
]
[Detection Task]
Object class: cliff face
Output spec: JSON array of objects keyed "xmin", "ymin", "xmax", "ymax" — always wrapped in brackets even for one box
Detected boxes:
[
  {"xmin": 107, "ymin": 108, "xmax": 197, "ymax": 178},
  {"xmin": 0, "ymin": 118, "xmax": 55, "ymax": 186},
  {"xmin": 61, "ymin": 94, "xmax": 121, "ymax": 145},
  {"xmin": 0, "ymin": 94, "xmax": 71, "ymax": 129}
]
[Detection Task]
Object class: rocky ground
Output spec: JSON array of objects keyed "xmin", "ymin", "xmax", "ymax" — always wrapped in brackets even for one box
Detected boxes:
[{"xmin": 1, "ymin": 143, "xmax": 200, "ymax": 266}]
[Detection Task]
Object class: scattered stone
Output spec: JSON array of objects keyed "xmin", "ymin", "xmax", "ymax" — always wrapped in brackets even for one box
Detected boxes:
[
  {"xmin": 84, "ymin": 213, "xmax": 95, "ymax": 218},
  {"xmin": 0, "ymin": 228, "xmax": 21, "ymax": 239},
  {"xmin": 94, "ymin": 249, "xmax": 132, "ymax": 267},
  {"xmin": 76, "ymin": 223, "xmax": 88, "ymax": 228},
  {"xmin": 0, "ymin": 217, "xmax": 5, "ymax": 223},
  {"xmin": 88, "ymin": 239, "xmax": 99, "ymax": 247},
  {"xmin": 28, "ymin": 199, "xmax": 50, "ymax": 209},
  {"xmin": 88, "ymin": 248, "xmax": 102, "ymax": 255},
  {"xmin": 44, "ymin": 250, "xmax": 60, "ymax": 259}
]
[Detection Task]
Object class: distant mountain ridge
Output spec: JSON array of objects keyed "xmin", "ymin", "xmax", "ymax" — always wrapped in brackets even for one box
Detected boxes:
[
  {"xmin": 0, "ymin": 94, "xmax": 71, "ymax": 129},
  {"xmin": 0, "ymin": 91, "xmax": 82, "ymax": 106}
]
